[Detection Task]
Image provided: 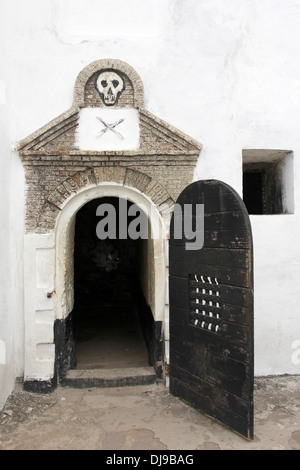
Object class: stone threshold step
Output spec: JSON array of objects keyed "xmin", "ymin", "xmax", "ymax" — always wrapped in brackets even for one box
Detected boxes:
[{"xmin": 62, "ymin": 367, "xmax": 157, "ymax": 388}]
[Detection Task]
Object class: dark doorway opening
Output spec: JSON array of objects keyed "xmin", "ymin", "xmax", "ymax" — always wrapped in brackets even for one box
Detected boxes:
[
  {"xmin": 71, "ymin": 197, "xmax": 157, "ymax": 373},
  {"xmin": 243, "ymin": 170, "xmax": 264, "ymax": 214}
]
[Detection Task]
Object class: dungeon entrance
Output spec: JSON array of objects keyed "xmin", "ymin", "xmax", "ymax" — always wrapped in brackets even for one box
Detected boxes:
[
  {"xmin": 18, "ymin": 58, "xmax": 202, "ymax": 392},
  {"xmin": 72, "ymin": 197, "xmax": 153, "ymax": 372},
  {"xmin": 169, "ymin": 180, "xmax": 254, "ymax": 439},
  {"xmin": 54, "ymin": 185, "xmax": 167, "ymax": 388}
]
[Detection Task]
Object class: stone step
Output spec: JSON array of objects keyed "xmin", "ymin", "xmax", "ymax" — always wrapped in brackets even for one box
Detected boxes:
[{"xmin": 62, "ymin": 367, "xmax": 157, "ymax": 388}]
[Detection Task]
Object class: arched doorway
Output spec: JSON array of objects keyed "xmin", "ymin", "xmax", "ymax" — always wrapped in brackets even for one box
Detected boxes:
[
  {"xmin": 72, "ymin": 196, "xmax": 151, "ymax": 370},
  {"xmin": 19, "ymin": 59, "xmax": 201, "ymax": 393},
  {"xmin": 54, "ymin": 184, "xmax": 168, "ymax": 387}
]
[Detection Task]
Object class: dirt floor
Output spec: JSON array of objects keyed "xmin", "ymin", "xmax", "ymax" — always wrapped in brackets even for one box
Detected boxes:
[{"xmin": 0, "ymin": 375, "xmax": 299, "ymax": 451}]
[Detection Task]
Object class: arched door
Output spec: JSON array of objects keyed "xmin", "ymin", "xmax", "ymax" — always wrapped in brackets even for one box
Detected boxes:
[{"xmin": 169, "ymin": 180, "xmax": 254, "ymax": 439}]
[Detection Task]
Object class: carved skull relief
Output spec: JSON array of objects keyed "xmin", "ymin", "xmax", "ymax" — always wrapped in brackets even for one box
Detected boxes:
[{"xmin": 95, "ymin": 70, "xmax": 125, "ymax": 106}]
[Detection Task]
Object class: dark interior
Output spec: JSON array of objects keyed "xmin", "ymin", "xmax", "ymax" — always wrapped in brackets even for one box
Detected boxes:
[
  {"xmin": 72, "ymin": 197, "xmax": 151, "ymax": 370},
  {"xmin": 243, "ymin": 170, "xmax": 264, "ymax": 214}
]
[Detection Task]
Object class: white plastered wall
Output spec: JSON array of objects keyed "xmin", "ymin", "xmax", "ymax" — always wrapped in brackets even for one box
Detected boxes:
[
  {"xmin": 23, "ymin": 233, "xmax": 55, "ymax": 381},
  {"xmin": 2, "ymin": 0, "xmax": 300, "ymax": 407}
]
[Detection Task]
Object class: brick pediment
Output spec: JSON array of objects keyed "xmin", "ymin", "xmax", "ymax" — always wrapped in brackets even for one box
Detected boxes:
[
  {"xmin": 17, "ymin": 60, "xmax": 202, "ymax": 233},
  {"xmin": 18, "ymin": 59, "xmax": 202, "ymax": 156},
  {"xmin": 17, "ymin": 107, "xmax": 201, "ymax": 155}
]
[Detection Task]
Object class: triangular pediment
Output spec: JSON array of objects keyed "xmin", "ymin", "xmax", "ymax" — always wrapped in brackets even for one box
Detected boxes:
[
  {"xmin": 17, "ymin": 59, "xmax": 202, "ymax": 156},
  {"xmin": 139, "ymin": 109, "xmax": 202, "ymax": 154},
  {"xmin": 18, "ymin": 108, "xmax": 80, "ymax": 153},
  {"xmin": 18, "ymin": 107, "xmax": 202, "ymax": 155}
]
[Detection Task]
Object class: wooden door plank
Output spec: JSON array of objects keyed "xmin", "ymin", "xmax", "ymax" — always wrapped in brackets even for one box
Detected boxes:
[{"xmin": 169, "ymin": 180, "xmax": 254, "ymax": 440}]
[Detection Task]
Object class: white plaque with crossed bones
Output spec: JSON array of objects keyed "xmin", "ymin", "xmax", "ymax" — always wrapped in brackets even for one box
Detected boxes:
[{"xmin": 76, "ymin": 108, "xmax": 140, "ymax": 151}]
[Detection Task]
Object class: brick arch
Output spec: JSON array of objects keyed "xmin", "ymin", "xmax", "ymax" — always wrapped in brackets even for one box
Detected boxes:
[
  {"xmin": 36, "ymin": 167, "xmax": 175, "ymax": 233},
  {"xmin": 73, "ymin": 59, "xmax": 145, "ymax": 108}
]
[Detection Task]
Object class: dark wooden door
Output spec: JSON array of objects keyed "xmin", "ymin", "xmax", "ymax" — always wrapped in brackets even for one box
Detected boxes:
[{"xmin": 169, "ymin": 180, "xmax": 254, "ymax": 439}]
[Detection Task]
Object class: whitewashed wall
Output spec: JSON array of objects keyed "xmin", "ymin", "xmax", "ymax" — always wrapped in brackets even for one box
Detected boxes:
[
  {"xmin": 1, "ymin": 0, "xmax": 300, "ymax": 406},
  {"xmin": 0, "ymin": 1, "xmax": 25, "ymax": 410}
]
